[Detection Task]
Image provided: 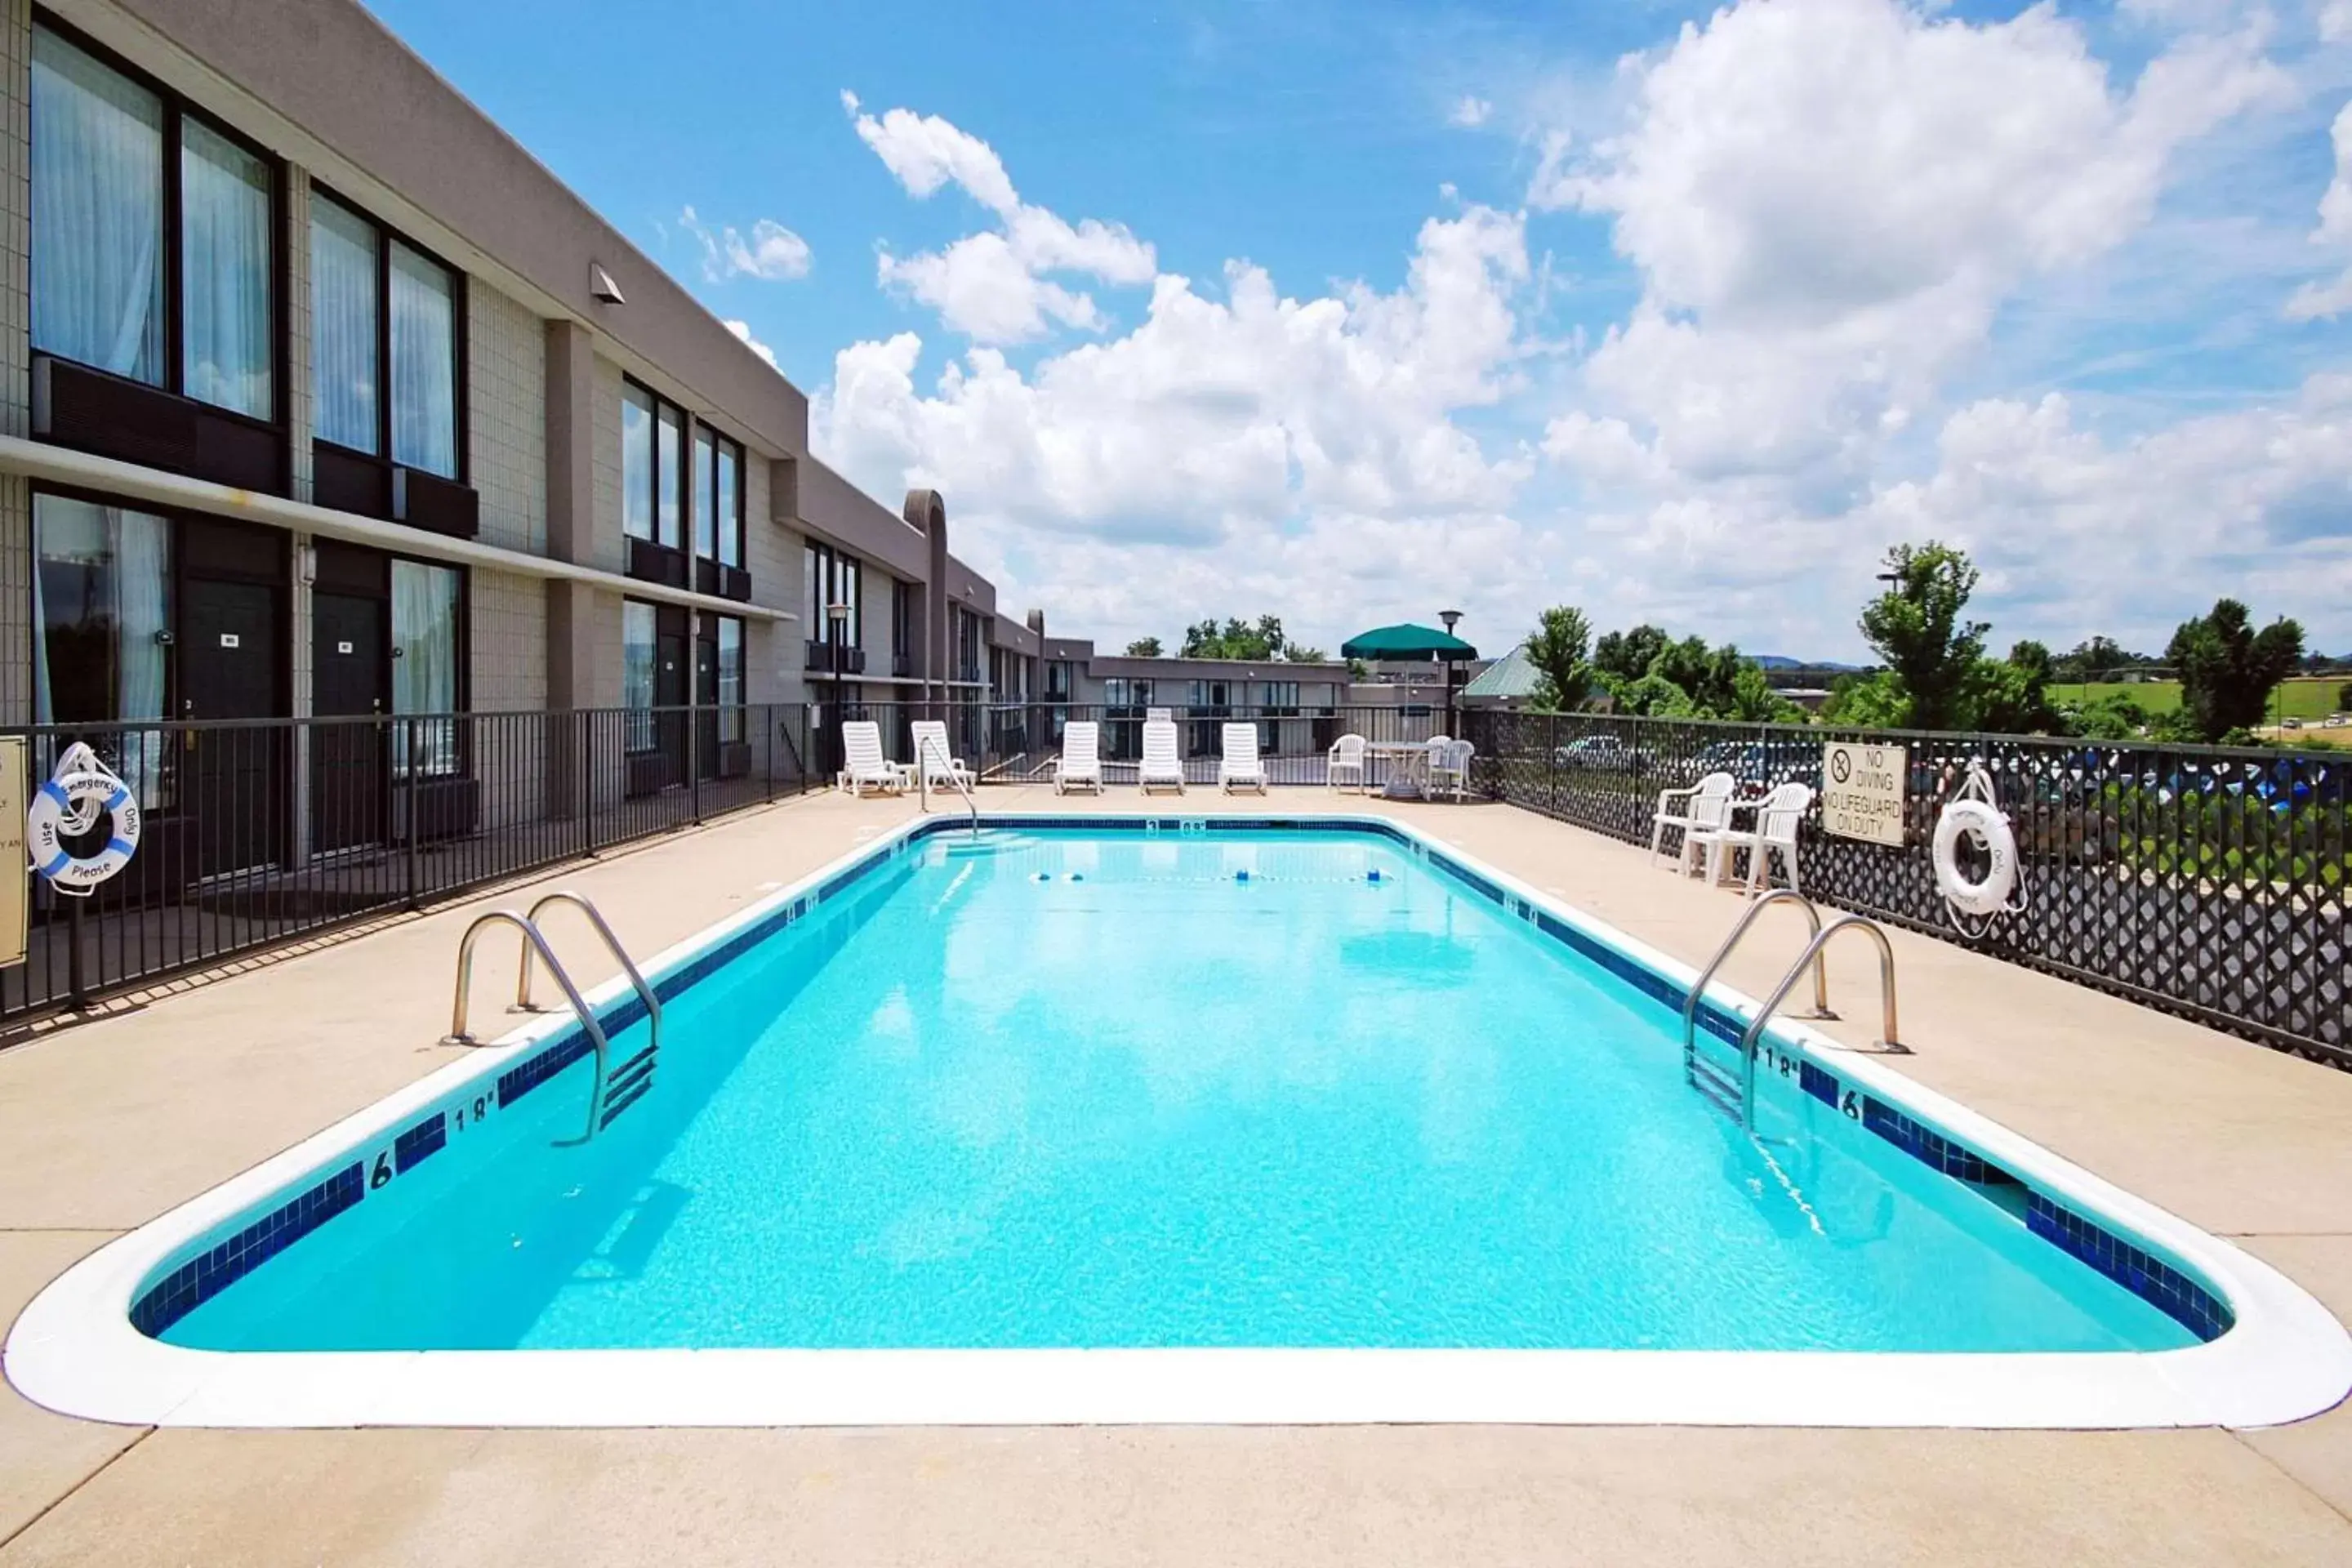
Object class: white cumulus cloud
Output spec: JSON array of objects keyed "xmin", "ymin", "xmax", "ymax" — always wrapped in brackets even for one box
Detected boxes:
[
  {"xmin": 1449, "ymin": 95, "xmax": 1493, "ymax": 128},
  {"xmin": 723, "ymin": 318, "xmax": 778, "ymax": 369},
  {"xmin": 2285, "ymin": 102, "xmax": 2352, "ymax": 319},
  {"xmin": 679, "ymin": 207, "xmax": 812, "ymax": 283},
  {"xmin": 844, "ymin": 96, "xmax": 1155, "ymax": 343}
]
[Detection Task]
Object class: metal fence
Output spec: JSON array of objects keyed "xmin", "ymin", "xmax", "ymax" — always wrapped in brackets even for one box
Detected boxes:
[
  {"xmin": 1460, "ymin": 710, "xmax": 2352, "ymax": 1069},
  {"xmin": 4, "ymin": 705, "xmax": 817, "ymax": 1027}
]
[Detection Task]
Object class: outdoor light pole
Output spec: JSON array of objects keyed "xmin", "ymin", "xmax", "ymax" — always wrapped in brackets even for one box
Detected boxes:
[
  {"xmin": 828, "ymin": 600, "xmax": 849, "ymax": 775},
  {"xmin": 1440, "ymin": 609, "xmax": 1463, "ymax": 737}
]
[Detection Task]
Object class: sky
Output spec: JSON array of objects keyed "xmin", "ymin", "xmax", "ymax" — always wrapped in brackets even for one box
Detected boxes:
[{"xmin": 364, "ymin": 0, "xmax": 2352, "ymax": 662}]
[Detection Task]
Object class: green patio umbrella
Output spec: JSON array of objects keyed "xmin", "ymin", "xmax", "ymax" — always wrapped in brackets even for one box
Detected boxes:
[{"xmin": 1339, "ymin": 622, "xmax": 1479, "ymax": 662}]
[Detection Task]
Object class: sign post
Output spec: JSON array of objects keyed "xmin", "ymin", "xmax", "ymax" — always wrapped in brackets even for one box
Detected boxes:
[
  {"xmin": 0, "ymin": 737, "xmax": 26, "ymax": 969},
  {"xmin": 1821, "ymin": 739, "xmax": 1908, "ymax": 846}
]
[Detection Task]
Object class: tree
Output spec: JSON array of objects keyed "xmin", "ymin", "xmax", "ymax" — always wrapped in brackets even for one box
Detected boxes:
[
  {"xmin": 1859, "ymin": 541, "xmax": 1989, "ymax": 731},
  {"xmin": 1526, "ymin": 607, "xmax": 1595, "ymax": 712},
  {"xmin": 1283, "ymin": 644, "xmax": 1327, "ymax": 664},
  {"xmin": 2065, "ymin": 691, "xmax": 2150, "ymax": 741},
  {"xmin": 1820, "ymin": 670, "xmax": 1910, "ymax": 728},
  {"xmin": 1125, "ymin": 636, "xmax": 1163, "ymax": 657},
  {"xmin": 1180, "ymin": 615, "xmax": 1285, "ymax": 661},
  {"xmin": 2056, "ymin": 635, "xmax": 2135, "ymax": 682},
  {"xmin": 1969, "ymin": 640, "xmax": 2062, "ymax": 735},
  {"xmin": 2338, "ymin": 679, "xmax": 2352, "ymax": 713},
  {"xmin": 2166, "ymin": 599, "xmax": 2305, "ymax": 742},
  {"xmin": 1593, "ymin": 624, "xmax": 1668, "ymax": 685}
]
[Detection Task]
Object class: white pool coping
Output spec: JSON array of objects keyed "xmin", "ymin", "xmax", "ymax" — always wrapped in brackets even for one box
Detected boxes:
[{"xmin": 9, "ymin": 810, "xmax": 2350, "ymax": 1430}]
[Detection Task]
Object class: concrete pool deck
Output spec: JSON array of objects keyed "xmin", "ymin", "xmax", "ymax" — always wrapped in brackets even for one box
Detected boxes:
[{"xmin": 2, "ymin": 786, "xmax": 2350, "ymax": 1565}]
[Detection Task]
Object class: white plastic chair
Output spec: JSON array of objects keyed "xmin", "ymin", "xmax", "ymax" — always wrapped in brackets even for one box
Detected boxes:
[
  {"xmin": 1139, "ymin": 719, "xmax": 1186, "ymax": 794},
  {"xmin": 1146, "ymin": 707, "xmax": 1173, "ymax": 721},
  {"xmin": 1650, "ymin": 771, "xmax": 1735, "ymax": 870},
  {"xmin": 1327, "ymin": 733, "xmax": 1368, "ymax": 793},
  {"xmin": 1218, "ymin": 722, "xmax": 1269, "ymax": 794},
  {"xmin": 836, "ymin": 720, "xmax": 905, "ymax": 796},
  {"xmin": 1428, "ymin": 738, "xmax": 1475, "ymax": 801},
  {"xmin": 1694, "ymin": 782, "xmax": 1812, "ymax": 894},
  {"xmin": 908, "ymin": 719, "xmax": 974, "ymax": 789},
  {"xmin": 1055, "ymin": 721, "xmax": 1104, "ymax": 795}
]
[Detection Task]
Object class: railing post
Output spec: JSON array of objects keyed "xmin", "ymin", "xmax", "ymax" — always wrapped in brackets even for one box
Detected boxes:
[{"xmin": 403, "ymin": 717, "xmax": 421, "ymax": 911}]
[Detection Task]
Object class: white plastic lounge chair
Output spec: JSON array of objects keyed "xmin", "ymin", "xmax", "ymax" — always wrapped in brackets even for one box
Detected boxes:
[
  {"xmin": 836, "ymin": 720, "xmax": 905, "ymax": 797},
  {"xmin": 1428, "ymin": 737, "xmax": 1475, "ymax": 801},
  {"xmin": 1146, "ymin": 707, "xmax": 1173, "ymax": 721},
  {"xmin": 1693, "ymin": 781, "xmax": 1813, "ymax": 894},
  {"xmin": 1139, "ymin": 719, "xmax": 1187, "ymax": 794},
  {"xmin": 908, "ymin": 719, "xmax": 976, "ymax": 789},
  {"xmin": 1055, "ymin": 721, "xmax": 1104, "ymax": 795},
  {"xmin": 1219, "ymin": 722, "xmax": 1269, "ymax": 795},
  {"xmin": 1327, "ymin": 733, "xmax": 1369, "ymax": 793},
  {"xmin": 1649, "ymin": 770, "xmax": 1735, "ymax": 870}
]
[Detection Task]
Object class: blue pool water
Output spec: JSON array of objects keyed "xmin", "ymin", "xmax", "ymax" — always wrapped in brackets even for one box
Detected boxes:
[{"xmin": 161, "ymin": 827, "xmax": 2198, "ymax": 1353}]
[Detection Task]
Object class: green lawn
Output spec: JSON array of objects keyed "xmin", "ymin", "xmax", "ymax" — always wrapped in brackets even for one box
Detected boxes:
[{"xmin": 2064, "ymin": 677, "xmax": 2348, "ymax": 722}]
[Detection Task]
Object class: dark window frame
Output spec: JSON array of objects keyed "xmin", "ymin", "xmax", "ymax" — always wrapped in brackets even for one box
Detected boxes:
[
  {"xmin": 307, "ymin": 180, "xmax": 470, "ymax": 485},
  {"xmin": 804, "ymin": 540, "xmax": 863, "ymax": 647},
  {"xmin": 693, "ymin": 423, "xmax": 747, "ymax": 570},
  {"xmin": 30, "ymin": 10, "xmax": 289, "ymax": 437},
  {"xmin": 621, "ymin": 376, "xmax": 688, "ymax": 552}
]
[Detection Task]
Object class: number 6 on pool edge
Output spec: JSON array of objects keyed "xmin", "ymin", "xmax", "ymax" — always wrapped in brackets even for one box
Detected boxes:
[{"xmin": 370, "ymin": 1152, "xmax": 392, "ymax": 1189}]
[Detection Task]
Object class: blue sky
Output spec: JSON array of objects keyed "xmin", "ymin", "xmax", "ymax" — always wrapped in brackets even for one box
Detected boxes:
[{"xmin": 370, "ymin": 0, "xmax": 2352, "ymax": 660}]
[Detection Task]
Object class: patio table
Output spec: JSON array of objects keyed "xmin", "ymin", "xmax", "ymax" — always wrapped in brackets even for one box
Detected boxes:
[{"xmin": 1366, "ymin": 739, "xmax": 1438, "ymax": 800}]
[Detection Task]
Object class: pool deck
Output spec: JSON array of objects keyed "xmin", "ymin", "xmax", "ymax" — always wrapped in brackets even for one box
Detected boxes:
[{"xmin": 4, "ymin": 786, "xmax": 2352, "ymax": 1565}]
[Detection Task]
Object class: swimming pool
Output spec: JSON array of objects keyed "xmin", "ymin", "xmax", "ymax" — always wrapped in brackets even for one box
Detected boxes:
[{"xmin": 11, "ymin": 814, "xmax": 2349, "ymax": 1427}]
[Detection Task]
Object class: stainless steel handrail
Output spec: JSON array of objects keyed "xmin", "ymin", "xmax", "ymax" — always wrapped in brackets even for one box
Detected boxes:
[
  {"xmin": 919, "ymin": 742, "xmax": 981, "ymax": 836},
  {"xmin": 1681, "ymin": 889, "xmax": 1833, "ymax": 1086},
  {"xmin": 1739, "ymin": 913, "xmax": 1904, "ymax": 1130},
  {"xmin": 448, "ymin": 910, "xmax": 609, "ymax": 1143},
  {"xmin": 519, "ymin": 891, "xmax": 662, "ymax": 1065}
]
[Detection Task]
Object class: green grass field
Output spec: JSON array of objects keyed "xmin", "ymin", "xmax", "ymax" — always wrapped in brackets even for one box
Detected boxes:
[{"xmin": 2063, "ymin": 677, "xmax": 2349, "ymax": 722}]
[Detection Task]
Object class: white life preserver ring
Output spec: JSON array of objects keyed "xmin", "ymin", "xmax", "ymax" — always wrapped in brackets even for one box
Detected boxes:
[
  {"xmin": 1933, "ymin": 796, "xmax": 2016, "ymax": 918},
  {"xmin": 27, "ymin": 770, "xmax": 141, "ymax": 892}
]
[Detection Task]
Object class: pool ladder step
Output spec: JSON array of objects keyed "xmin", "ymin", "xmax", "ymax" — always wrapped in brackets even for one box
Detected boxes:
[
  {"xmin": 448, "ymin": 891, "xmax": 662, "ymax": 1145},
  {"xmin": 1682, "ymin": 890, "xmax": 1904, "ymax": 1132}
]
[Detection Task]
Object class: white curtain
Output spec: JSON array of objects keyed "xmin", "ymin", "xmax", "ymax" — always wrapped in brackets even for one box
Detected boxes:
[
  {"xmin": 30, "ymin": 496, "xmax": 172, "ymax": 808},
  {"xmin": 718, "ymin": 618, "xmax": 744, "ymax": 742},
  {"xmin": 310, "ymin": 198, "xmax": 379, "ymax": 452},
  {"xmin": 31, "ymin": 27, "xmax": 165, "ymax": 384},
  {"xmin": 391, "ymin": 559, "xmax": 460, "ymax": 776},
  {"xmin": 180, "ymin": 120, "xmax": 271, "ymax": 417},
  {"xmin": 389, "ymin": 241, "xmax": 457, "ymax": 478},
  {"xmin": 623, "ymin": 602, "xmax": 657, "ymax": 752}
]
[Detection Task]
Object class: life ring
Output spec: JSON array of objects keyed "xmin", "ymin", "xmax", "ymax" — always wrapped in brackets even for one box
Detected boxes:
[
  {"xmin": 1933, "ymin": 796, "xmax": 2016, "ymax": 918},
  {"xmin": 27, "ymin": 770, "xmax": 141, "ymax": 892}
]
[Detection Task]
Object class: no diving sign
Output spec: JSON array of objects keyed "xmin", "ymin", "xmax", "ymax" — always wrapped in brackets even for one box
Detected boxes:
[{"xmin": 1821, "ymin": 741, "xmax": 1907, "ymax": 846}]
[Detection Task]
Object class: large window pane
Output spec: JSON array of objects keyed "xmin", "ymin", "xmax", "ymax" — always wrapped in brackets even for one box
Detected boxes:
[
  {"xmin": 656, "ymin": 403, "xmax": 684, "ymax": 550},
  {"xmin": 621, "ymin": 385, "xmax": 654, "ymax": 542},
  {"xmin": 692, "ymin": 429, "xmax": 715, "ymax": 559},
  {"xmin": 623, "ymin": 600, "xmax": 657, "ymax": 751},
  {"xmin": 31, "ymin": 28, "xmax": 165, "ymax": 385},
  {"xmin": 31, "ymin": 494, "xmax": 172, "ymax": 807},
  {"xmin": 717, "ymin": 443, "xmax": 742, "ymax": 568},
  {"xmin": 310, "ymin": 198, "xmax": 380, "ymax": 452},
  {"xmin": 390, "ymin": 241, "xmax": 457, "ymax": 478},
  {"xmin": 717, "ymin": 617, "xmax": 744, "ymax": 743},
  {"xmin": 180, "ymin": 119, "xmax": 271, "ymax": 418},
  {"xmin": 390, "ymin": 559, "xmax": 461, "ymax": 776}
]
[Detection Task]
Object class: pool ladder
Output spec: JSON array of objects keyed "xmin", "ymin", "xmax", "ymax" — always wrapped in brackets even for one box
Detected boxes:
[
  {"xmin": 917, "ymin": 745, "xmax": 982, "ymax": 837},
  {"xmin": 1682, "ymin": 890, "xmax": 1904, "ymax": 1132},
  {"xmin": 447, "ymin": 893, "xmax": 662, "ymax": 1144}
]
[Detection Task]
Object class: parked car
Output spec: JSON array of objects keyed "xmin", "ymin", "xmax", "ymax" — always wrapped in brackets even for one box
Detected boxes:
[{"xmin": 1553, "ymin": 735, "xmax": 1637, "ymax": 772}]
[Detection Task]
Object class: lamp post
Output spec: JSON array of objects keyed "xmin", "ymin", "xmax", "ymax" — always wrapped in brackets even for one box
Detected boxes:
[
  {"xmin": 827, "ymin": 599, "xmax": 849, "ymax": 776},
  {"xmin": 1440, "ymin": 609, "xmax": 1464, "ymax": 737}
]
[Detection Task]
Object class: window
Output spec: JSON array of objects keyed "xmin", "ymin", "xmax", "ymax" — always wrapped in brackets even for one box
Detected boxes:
[
  {"xmin": 1046, "ymin": 660, "xmax": 1072, "ymax": 701},
  {"xmin": 621, "ymin": 381, "xmax": 686, "ymax": 548},
  {"xmin": 310, "ymin": 190, "xmax": 461, "ymax": 476},
  {"xmin": 954, "ymin": 607, "xmax": 984, "ymax": 684},
  {"xmin": 706, "ymin": 615, "xmax": 745, "ymax": 744},
  {"xmin": 891, "ymin": 580, "xmax": 914, "ymax": 665},
  {"xmin": 1106, "ymin": 678, "xmax": 1153, "ymax": 710},
  {"xmin": 32, "ymin": 23, "xmax": 275, "ymax": 419},
  {"xmin": 623, "ymin": 600, "xmax": 657, "ymax": 751},
  {"xmin": 692, "ymin": 428, "xmax": 746, "ymax": 568},
  {"xmin": 390, "ymin": 559, "xmax": 461, "ymax": 776},
  {"xmin": 803, "ymin": 541, "xmax": 862, "ymax": 644},
  {"xmin": 30, "ymin": 493, "xmax": 172, "ymax": 806},
  {"xmin": 1263, "ymin": 680, "xmax": 1300, "ymax": 714}
]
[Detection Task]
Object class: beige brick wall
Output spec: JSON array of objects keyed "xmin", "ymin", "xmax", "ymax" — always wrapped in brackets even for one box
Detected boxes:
[
  {"xmin": 469, "ymin": 283, "xmax": 544, "ymax": 555},
  {"xmin": 471, "ymin": 567, "xmax": 546, "ymax": 713},
  {"xmin": 589, "ymin": 353, "xmax": 623, "ymax": 574}
]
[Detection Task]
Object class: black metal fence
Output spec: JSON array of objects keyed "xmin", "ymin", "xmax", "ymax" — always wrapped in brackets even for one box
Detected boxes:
[
  {"xmin": 5, "ymin": 706, "xmax": 817, "ymax": 1027},
  {"xmin": 1460, "ymin": 710, "xmax": 2352, "ymax": 1069}
]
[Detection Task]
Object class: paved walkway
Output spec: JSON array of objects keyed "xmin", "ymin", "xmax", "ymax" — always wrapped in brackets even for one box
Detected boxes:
[{"xmin": 2, "ymin": 786, "xmax": 2350, "ymax": 1565}]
